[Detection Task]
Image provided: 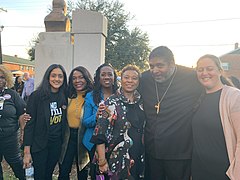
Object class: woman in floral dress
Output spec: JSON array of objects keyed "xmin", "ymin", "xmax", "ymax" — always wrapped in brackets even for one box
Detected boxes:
[{"xmin": 91, "ymin": 65, "xmax": 145, "ymax": 180}]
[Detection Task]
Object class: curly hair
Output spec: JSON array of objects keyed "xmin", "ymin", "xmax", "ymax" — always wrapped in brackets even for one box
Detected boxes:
[
  {"xmin": 93, "ymin": 63, "xmax": 118, "ymax": 105},
  {"xmin": 121, "ymin": 64, "xmax": 141, "ymax": 79},
  {"xmin": 0, "ymin": 65, "xmax": 14, "ymax": 88}
]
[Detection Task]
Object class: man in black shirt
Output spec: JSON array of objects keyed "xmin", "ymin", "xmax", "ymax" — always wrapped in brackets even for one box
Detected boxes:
[{"xmin": 139, "ymin": 46, "xmax": 202, "ymax": 180}]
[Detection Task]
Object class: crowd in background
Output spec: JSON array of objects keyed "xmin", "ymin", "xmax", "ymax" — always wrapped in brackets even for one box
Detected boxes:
[{"xmin": 0, "ymin": 45, "xmax": 240, "ymax": 180}]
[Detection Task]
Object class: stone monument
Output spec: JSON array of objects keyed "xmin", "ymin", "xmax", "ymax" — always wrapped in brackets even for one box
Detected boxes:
[
  {"xmin": 44, "ymin": 0, "xmax": 70, "ymax": 32},
  {"xmin": 34, "ymin": 0, "xmax": 107, "ymax": 87}
]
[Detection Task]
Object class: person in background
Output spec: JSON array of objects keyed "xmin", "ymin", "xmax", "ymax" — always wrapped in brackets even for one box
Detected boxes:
[
  {"xmin": 91, "ymin": 65, "xmax": 145, "ymax": 179},
  {"xmin": 23, "ymin": 64, "xmax": 68, "ymax": 180},
  {"xmin": 229, "ymin": 76, "xmax": 240, "ymax": 89},
  {"xmin": 192, "ymin": 54, "xmax": 240, "ymax": 180},
  {"xmin": 14, "ymin": 76, "xmax": 24, "ymax": 96},
  {"xmin": 0, "ymin": 65, "xmax": 26, "ymax": 180},
  {"xmin": 21, "ymin": 72, "xmax": 34, "ymax": 103},
  {"xmin": 58, "ymin": 66, "xmax": 94, "ymax": 180},
  {"xmin": 139, "ymin": 46, "xmax": 202, "ymax": 180},
  {"xmin": 82, "ymin": 63, "xmax": 118, "ymax": 179}
]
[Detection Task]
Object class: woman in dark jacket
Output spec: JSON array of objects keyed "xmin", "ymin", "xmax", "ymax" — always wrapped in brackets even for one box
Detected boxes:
[
  {"xmin": 0, "ymin": 65, "xmax": 26, "ymax": 180},
  {"xmin": 23, "ymin": 64, "xmax": 68, "ymax": 180}
]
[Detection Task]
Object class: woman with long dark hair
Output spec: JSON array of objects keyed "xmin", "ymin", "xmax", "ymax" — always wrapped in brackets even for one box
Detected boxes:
[
  {"xmin": 23, "ymin": 64, "xmax": 68, "ymax": 180},
  {"xmin": 82, "ymin": 63, "xmax": 118, "ymax": 178},
  {"xmin": 58, "ymin": 66, "xmax": 94, "ymax": 180}
]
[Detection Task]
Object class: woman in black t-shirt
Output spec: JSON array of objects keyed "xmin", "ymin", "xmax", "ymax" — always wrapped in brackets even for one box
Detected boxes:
[
  {"xmin": 23, "ymin": 64, "xmax": 68, "ymax": 180},
  {"xmin": 192, "ymin": 54, "xmax": 240, "ymax": 180}
]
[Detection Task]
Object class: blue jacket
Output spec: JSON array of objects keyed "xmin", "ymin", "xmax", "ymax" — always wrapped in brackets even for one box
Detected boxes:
[{"xmin": 82, "ymin": 91, "xmax": 103, "ymax": 151}]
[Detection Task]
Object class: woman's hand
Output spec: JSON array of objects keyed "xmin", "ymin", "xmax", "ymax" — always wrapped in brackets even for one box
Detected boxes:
[
  {"xmin": 23, "ymin": 153, "xmax": 32, "ymax": 169},
  {"xmin": 98, "ymin": 158, "xmax": 109, "ymax": 174},
  {"xmin": 19, "ymin": 113, "xmax": 31, "ymax": 129},
  {"xmin": 23, "ymin": 146, "xmax": 32, "ymax": 169},
  {"xmin": 96, "ymin": 103, "xmax": 106, "ymax": 119}
]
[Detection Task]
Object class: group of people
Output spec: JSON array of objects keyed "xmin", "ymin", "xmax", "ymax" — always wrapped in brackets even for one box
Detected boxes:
[
  {"xmin": 14, "ymin": 72, "xmax": 34, "ymax": 102},
  {"xmin": 0, "ymin": 45, "xmax": 239, "ymax": 180}
]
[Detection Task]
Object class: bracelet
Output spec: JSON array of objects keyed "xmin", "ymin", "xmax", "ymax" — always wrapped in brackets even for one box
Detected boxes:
[{"xmin": 97, "ymin": 158, "xmax": 107, "ymax": 167}]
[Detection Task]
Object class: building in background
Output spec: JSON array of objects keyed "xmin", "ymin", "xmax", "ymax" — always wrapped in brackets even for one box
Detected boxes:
[
  {"xmin": 2, "ymin": 54, "xmax": 35, "ymax": 77},
  {"xmin": 220, "ymin": 43, "xmax": 240, "ymax": 80}
]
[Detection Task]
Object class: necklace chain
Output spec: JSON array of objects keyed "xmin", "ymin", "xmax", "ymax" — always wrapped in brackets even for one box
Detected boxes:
[{"xmin": 154, "ymin": 67, "xmax": 177, "ymax": 114}]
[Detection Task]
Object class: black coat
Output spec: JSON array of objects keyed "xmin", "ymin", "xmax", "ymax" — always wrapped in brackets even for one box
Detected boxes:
[
  {"xmin": 0, "ymin": 88, "xmax": 26, "ymax": 137},
  {"xmin": 23, "ymin": 90, "xmax": 67, "ymax": 153}
]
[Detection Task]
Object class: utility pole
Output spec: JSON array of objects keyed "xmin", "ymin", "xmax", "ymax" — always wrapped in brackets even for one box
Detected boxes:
[
  {"xmin": 0, "ymin": 8, "xmax": 7, "ymax": 64},
  {"xmin": 0, "ymin": 26, "xmax": 3, "ymax": 64}
]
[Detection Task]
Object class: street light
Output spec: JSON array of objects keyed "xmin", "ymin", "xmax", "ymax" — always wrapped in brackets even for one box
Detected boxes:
[{"xmin": 0, "ymin": 25, "xmax": 4, "ymax": 64}]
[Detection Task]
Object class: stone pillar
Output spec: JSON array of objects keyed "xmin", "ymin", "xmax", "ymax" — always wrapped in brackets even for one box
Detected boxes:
[
  {"xmin": 72, "ymin": 9, "xmax": 108, "ymax": 75},
  {"xmin": 44, "ymin": 0, "xmax": 70, "ymax": 32},
  {"xmin": 35, "ymin": 8, "xmax": 107, "ymax": 87},
  {"xmin": 34, "ymin": 32, "xmax": 73, "ymax": 87}
]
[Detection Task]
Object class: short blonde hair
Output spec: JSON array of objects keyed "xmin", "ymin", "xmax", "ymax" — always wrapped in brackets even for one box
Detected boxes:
[
  {"xmin": 0, "ymin": 65, "xmax": 14, "ymax": 88},
  {"xmin": 121, "ymin": 65, "xmax": 141, "ymax": 78}
]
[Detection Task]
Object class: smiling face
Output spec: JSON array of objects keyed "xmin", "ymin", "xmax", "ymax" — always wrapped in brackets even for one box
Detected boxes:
[
  {"xmin": 72, "ymin": 70, "xmax": 87, "ymax": 92},
  {"xmin": 121, "ymin": 70, "xmax": 139, "ymax": 94},
  {"xmin": 149, "ymin": 57, "xmax": 175, "ymax": 83},
  {"xmin": 99, "ymin": 66, "xmax": 114, "ymax": 88},
  {"xmin": 49, "ymin": 68, "xmax": 64, "ymax": 92},
  {"xmin": 196, "ymin": 57, "xmax": 223, "ymax": 93}
]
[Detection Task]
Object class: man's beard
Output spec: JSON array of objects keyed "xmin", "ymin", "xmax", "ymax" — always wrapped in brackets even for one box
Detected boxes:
[{"xmin": 154, "ymin": 66, "xmax": 176, "ymax": 83}]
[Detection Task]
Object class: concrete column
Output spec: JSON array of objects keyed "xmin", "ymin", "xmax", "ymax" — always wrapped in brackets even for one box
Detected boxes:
[
  {"xmin": 72, "ymin": 9, "xmax": 108, "ymax": 75},
  {"xmin": 35, "ymin": 32, "xmax": 73, "ymax": 87},
  {"xmin": 34, "ymin": 9, "xmax": 107, "ymax": 88}
]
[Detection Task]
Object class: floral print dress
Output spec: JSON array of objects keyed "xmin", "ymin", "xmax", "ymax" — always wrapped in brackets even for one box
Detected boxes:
[{"xmin": 91, "ymin": 90, "xmax": 145, "ymax": 179}]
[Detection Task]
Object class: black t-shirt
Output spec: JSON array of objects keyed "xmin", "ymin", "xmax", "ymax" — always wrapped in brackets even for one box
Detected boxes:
[
  {"xmin": 139, "ymin": 65, "xmax": 202, "ymax": 159},
  {"xmin": 48, "ymin": 92, "xmax": 63, "ymax": 140},
  {"xmin": 192, "ymin": 90, "xmax": 230, "ymax": 180}
]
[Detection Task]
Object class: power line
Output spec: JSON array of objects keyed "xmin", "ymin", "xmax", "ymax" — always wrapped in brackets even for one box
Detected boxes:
[
  {"xmin": 3, "ymin": 43, "xmax": 235, "ymax": 48},
  {"xmin": 170, "ymin": 43, "xmax": 234, "ymax": 47},
  {"xmin": 129, "ymin": 18, "xmax": 240, "ymax": 26},
  {"xmin": 4, "ymin": 26, "xmax": 45, "ymax": 29},
  {"xmin": 3, "ymin": 17, "xmax": 240, "ymax": 29}
]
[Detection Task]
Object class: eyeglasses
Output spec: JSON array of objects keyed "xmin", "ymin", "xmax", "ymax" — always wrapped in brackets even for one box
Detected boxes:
[{"xmin": 0, "ymin": 76, "xmax": 5, "ymax": 79}]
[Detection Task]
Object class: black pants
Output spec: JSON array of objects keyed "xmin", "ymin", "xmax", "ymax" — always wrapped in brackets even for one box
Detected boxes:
[
  {"xmin": 0, "ymin": 132, "xmax": 25, "ymax": 180},
  {"xmin": 88, "ymin": 146, "xmax": 96, "ymax": 180},
  {"xmin": 58, "ymin": 129, "xmax": 88, "ymax": 180},
  {"xmin": 144, "ymin": 153, "xmax": 191, "ymax": 180},
  {"xmin": 31, "ymin": 138, "xmax": 62, "ymax": 180}
]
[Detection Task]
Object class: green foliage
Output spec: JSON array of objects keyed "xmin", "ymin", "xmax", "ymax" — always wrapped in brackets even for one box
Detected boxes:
[
  {"xmin": 27, "ymin": 35, "xmax": 39, "ymax": 61},
  {"xmin": 75, "ymin": 0, "xmax": 150, "ymax": 70},
  {"xmin": 28, "ymin": 0, "xmax": 150, "ymax": 71}
]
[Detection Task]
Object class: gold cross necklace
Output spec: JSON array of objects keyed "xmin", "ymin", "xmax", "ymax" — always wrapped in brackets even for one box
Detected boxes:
[{"xmin": 154, "ymin": 67, "xmax": 177, "ymax": 114}]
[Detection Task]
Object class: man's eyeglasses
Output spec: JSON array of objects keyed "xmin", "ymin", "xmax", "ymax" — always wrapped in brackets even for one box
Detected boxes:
[{"xmin": 0, "ymin": 76, "xmax": 5, "ymax": 80}]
